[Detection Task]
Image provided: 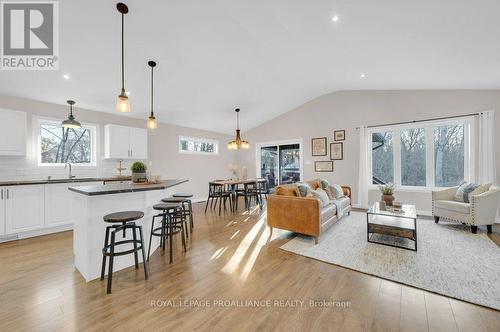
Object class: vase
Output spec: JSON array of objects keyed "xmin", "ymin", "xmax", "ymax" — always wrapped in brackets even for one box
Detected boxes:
[
  {"xmin": 382, "ymin": 194, "xmax": 394, "ymax": 206},
  {"xmin": 132, "ymin": 172, "xmax": 147, "ymax": 183}
]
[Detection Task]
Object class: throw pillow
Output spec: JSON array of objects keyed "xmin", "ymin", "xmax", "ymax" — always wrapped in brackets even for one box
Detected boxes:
[
  {"xmin": 296, "ymin": 183, "xmax": 312, "ymax": 197},
  {"xmin": 454, "ymin": 181, "xmax": 480, "ymax": 203},
  {"xmin": 329, "ymin": 184, "xmax": 344, "ymax": 199},
  {"xmin": 319, "ymin": 179, "xmax": 330, "ymax": 189},
  {"xmin": 307, "ymin": 179, "xmax": 321, "ymax": 190},
  {"xmin": 324, "ymin": 186, "xmax": 334, "ymax": 199},
  {"xmin": 311, "ymin": 188, "xmax": 330, "ymax": 207},
  {"xmin": 468, "ymin": 183, "xmax": 492, "ymax": 200}
]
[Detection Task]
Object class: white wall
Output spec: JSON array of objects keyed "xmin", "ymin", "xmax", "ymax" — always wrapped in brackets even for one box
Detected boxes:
[
  {"xmin": 0, "ymin": 96, "xmax": 235, "ymax": 200},
  {"xmin": 238, "ymin": 90, "xmax": 500, "ymax": 213}
]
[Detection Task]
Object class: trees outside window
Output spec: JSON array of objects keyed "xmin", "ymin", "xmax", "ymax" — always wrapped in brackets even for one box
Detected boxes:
[
  {"xmin": 39, "ymin": 122, "xmax": 95, "ymax": 165},
  {"xmin": 372, "ymin": 132, "xmax": 393, "ymax": 185},
  {"xmin": 401, "ymin": 128, "xmax": 426, "ymax": 186},
  {"xmin": 179, "ymin": 136, "xmax": 218, "ymax": 155},
  {"xmin": 434, "ymin": 124, "xmax": 464, "ymax": 187}
]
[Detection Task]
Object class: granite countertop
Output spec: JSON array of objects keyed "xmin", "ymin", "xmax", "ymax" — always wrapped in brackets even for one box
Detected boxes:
[
  {"xmin": 0, "ymin": 176, "xmax": 132, "ymax": 186},
  {"xmin": 68, "ymin": 179, "xmax": 188, "ymax": 196}
]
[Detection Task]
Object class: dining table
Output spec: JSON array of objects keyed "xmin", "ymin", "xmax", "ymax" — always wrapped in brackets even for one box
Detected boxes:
[{"xmin": 212, "ymin": 178, "xmax": 266, "ymax": 212}]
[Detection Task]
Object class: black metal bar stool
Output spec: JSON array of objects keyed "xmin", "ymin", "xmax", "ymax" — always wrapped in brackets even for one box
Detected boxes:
[
  {"xmin": 100, "ymin": 211, "xmax": 148, "ymax": 294},
  {"xmin": 172, "ymin": 193, "xmax": 194, "ymax": 231},
  {"xmin": 163, "ymin": 195, "xmax": 193, "ymax": 235},
  {"xmin": 148, "ymin": 202, "xmax": 186, "ymax": 264}
]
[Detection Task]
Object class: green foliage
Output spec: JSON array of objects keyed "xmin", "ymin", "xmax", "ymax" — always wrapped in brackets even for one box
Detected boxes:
[
  {"xmin": 131, "ymin": 161, "xmax": 146, "ymax": 173},
  {"xmin": 379, "ymin": 183, "xmax": 394, "ymax": 195}
]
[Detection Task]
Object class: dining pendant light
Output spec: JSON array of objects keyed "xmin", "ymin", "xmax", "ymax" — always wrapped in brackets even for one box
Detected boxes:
[
  {"xmin": 115, "ymin": 3, "xmax": 131, "ymax": 113},
  {"xmin": 146, "ymin": 60, "xmax": 158, "ymax": 129},
  {"xmin": 227, "ymin": 108, "xmax": 250, "ymax": 150},
  {"xmin": 62, "ymin": 100, "xmax": 81, "ymax": 129}
]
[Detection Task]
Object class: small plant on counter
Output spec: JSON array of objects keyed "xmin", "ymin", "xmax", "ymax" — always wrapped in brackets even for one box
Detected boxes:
[{"xmin": 131, "ymin": 161, "xmax": 146, "ymax": 173}]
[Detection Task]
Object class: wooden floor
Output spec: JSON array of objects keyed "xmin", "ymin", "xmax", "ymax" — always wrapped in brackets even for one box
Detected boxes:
[{"xmin": 0, "ymin": 202, "xmax": 499, "ymax": 332}]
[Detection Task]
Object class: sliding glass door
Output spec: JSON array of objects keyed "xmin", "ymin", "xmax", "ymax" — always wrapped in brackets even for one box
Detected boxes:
[{"xmin": 259, "ymin": 142, "xmax": 301, "ymax": 189}]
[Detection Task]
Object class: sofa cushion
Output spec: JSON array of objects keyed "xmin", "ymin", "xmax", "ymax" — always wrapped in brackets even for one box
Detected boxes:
[
  {"xmin": 331, "ymin": 196, "xmax": 351, "ymax": 213},
  {"xmin": 454, "ymin": 181, "xmax": 479, "ymax": 203},
  {"xmin": 296, "ymin": 182, "xmax": 312, "ymax": 197},
  {"xmin": 434, "ymin": 200, "xmax": 470, "ymax": 214},
  {"xmin": 307, "ymin": 179, "xmax": 321, "ymax": 190},
  {"xmin": 321, "ymin": 203, "xmax": 337, "ymax": 224},
  {"xmin": 329, "ymin": 184, "xmax": 345, "ymax": 199},
  {"xmin": 324, "ymin": 186, "xmax": 335, "ymax": 199},
  {"xmin": 311, "ymin": 188, "xmax": 330, "ymax": 207},
  {"xmin": 275, "ymin": 184, "xmax": 299, "ymax": 197},
  {"xmin": 319, "ymin": 179, "xmax": 330, "ymax": 189},
  {"xmin": 469, "ymin": 183, "xmax": 492, "ymax": 198}
]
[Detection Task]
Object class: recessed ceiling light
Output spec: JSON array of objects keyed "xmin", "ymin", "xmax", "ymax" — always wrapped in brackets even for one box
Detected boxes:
[
  {"xmin": 360, "ymin": 73, "xmax": 367, "ymax": 79},
  {"xmin": 332, "ymin": 15, "xmax": 339, "ymax": 22},
  {"xmin": 125, "ymin": 91, "xmax": 131, "ymax": 96},
  {"xmin": 63, "ymin": 74, "xmax": 70, "ymax": 80}
]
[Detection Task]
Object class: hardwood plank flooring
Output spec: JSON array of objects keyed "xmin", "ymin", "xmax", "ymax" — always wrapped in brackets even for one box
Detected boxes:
[{"xmin": 0, "ymin": 203, "xmax": 498, "ymax": 331}]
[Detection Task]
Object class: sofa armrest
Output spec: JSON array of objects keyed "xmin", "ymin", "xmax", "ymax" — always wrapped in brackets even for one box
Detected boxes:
[
  {"xmin": 267, "ymin": 194, "xmax": 321, "ymax": 236},
  {"xmin": 341, "ymin": 186, "xmax": 352, "ymax": 199},
  {"xmin": 471, "ymin": 189, "xmax": 500, "ymax": 225},
  {"xmin": 432, "ymin": 187, "xmax": 457, "ymax": 202}
]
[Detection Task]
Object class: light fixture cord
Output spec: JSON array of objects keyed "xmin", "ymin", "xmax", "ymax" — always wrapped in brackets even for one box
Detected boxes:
[
  {"xmin": 121, "ymin": 12, "xmax": 125, "ymax": 92},
  {"xmin": 237, "ymin": 110, "xmax": 240, "ymax": 130},
  {"xmin": 150, "ymin": 65, "xmax": 154, "ymax": 116}
]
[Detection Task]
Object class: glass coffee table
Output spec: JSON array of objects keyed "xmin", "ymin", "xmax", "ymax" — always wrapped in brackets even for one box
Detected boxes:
[{"xmin": 366, "ymin": 202, "xmax": 417, "ymax": 251}]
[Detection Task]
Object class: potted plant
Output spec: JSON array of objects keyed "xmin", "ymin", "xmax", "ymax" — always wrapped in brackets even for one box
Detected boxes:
[
  {"xmin": 379, "ymin": 183, "xmax": 395, "ymax": 206},
  {"xmin": 131, "ymin": 161, "xmax": 147, "ymax": 183}
]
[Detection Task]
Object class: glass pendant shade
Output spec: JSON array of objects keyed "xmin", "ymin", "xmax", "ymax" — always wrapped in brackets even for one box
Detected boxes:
[
  {"xmin": 147, "ymin": 114, "xmax": 158, "ymax": 129},
  {"xmin": 116, "ymin": 92, "xmax": 131, "ymax": 113},
  {"xmin": 62, "ymin": 100, "xmax": 81, "ymax": 129}
]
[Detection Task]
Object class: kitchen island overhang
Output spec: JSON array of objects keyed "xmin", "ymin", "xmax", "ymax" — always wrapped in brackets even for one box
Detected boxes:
[{"xmin": 69, "ymin": 179, "xmax": 188, "ymax": 281}]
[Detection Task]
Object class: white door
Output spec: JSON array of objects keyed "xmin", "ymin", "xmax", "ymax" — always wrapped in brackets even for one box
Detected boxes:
[
  {"xmin": 130, "ymin": 127, "xmax": 148, "ymax": 159},
  {"xmin": 0, "ymin": 188, "xmax": 5, "ymax": 236},
  {"xmin": 44, "ymin": 183, "xmax": 72, "ymax": 227},
  {"xmin": 105, "ymin": 124, "xmax": 130, "ymax": 159},
  {"xmin": 0, "ymin": 109, "xmax": 27, "ymax": 156},
  {"xmin": 5, "ymin": 185, "xmax": 44, "ymax": 234}
]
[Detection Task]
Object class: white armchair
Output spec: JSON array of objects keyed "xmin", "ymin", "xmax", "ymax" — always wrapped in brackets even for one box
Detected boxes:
[{"xmin": 432, "ymin": 186, "xmax": 500, "ymax": 233}]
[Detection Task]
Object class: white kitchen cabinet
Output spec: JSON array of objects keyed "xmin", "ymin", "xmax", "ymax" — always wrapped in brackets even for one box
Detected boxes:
[
  {"xmin": 0, "ymin": 188, "xmax": 5, "ymax": 236},
  {"xmin": 5, "ymin": 185, "xmax": 44, "ymax": 234},
  {"xmin": 0, "ymin": 109, "xmax": 27, "ymax": 156},
  {"xmin": 104, "ymin": 124, "xmax": 148, "ymax": 159},
  {"xmin": 129, "ymin": 127, "xmax": 148, "ymax": 159}
]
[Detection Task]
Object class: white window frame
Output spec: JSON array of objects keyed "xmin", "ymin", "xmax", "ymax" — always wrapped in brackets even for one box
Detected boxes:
[
  {"xmin": 367, "ymin": 117, "xmax": 474, "ymax": 191},
  {"xmin": 35, "ymin": 117, "xmax": 98, "ymax": 167},
  {"xmin": 178, "ymin": 135, "xmax": 219, "ymax": 155}
]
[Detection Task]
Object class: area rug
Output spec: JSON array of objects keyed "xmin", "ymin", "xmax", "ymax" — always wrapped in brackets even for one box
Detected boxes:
[{"xmin": 280, "ymin": 212, "xmax": 500, "ymax": 310}]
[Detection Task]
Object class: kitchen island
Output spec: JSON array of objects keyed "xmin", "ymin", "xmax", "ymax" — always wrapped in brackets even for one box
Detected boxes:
[{"xmin": 69, "ymin": 179, "xmax": 188, "ymax": 281}]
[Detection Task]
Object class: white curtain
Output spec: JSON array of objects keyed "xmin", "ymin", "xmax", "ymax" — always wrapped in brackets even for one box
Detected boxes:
[
  {"xmin": 478, "ymin": 110, "xmax": 497, "ymax": 184},
  {"xmin": 357, "ymin": 125, "xmax": 369, "ymax": 209}
]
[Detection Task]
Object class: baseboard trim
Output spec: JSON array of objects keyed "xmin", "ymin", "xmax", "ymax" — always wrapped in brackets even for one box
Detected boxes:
[{"xmin": 1, "ymin": 224, "xmax": 73, "ymax": 243}]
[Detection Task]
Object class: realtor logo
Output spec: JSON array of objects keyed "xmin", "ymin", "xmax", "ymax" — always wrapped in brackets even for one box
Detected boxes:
[{"xmin": 1, "ymin": 1, "xmax": 59, "ymax": 70}]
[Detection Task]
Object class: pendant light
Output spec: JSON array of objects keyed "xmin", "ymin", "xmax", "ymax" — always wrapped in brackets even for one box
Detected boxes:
[
  {"xmin": 116, "ymin": 3, "xmax": 131, "ymax": 113},
  {"xmin": 227, "ymin": 108, "xmax": 250, "ymax": 150},
  {"xmin": 62, "ymin": 100, "xmax": 81, "ymax": 129},
  {"xmin": 146, "ymin": 60, "xmax": 158, "ymax": 129}
]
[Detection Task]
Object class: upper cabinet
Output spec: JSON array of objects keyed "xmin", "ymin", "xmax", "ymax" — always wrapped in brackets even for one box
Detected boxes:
[
  {"xmin": 104, "ymin": 124, "xmax": 148, "ymax": 159},
  {"xmin": 0, "ymin": 109, "xmax": 27, "ymax": 156}
]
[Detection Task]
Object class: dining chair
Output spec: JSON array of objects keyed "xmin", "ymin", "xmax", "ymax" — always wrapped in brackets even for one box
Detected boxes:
[
  {"xmin": 205, "ymin": 182, "xmax": 232, "ymax": 215},
  {"xmin": 236, "ymin": 181, "xmax": 261, "ymax": 211}
]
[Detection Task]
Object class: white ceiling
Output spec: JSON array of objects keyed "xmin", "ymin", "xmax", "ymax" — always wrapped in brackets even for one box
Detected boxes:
[{"xmin": 1, "ymin": 0, "xmax": 500, "ymax": 134}]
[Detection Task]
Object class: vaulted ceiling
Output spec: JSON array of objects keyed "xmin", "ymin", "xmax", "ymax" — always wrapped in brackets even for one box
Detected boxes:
[{"xmin": 1, "ymin": 0, "xmax": 499, "ymax": 133}]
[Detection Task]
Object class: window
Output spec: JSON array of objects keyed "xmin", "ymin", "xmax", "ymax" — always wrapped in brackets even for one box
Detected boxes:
[
  {"xmin": 434, "ymin": 124, "xmax": 464, "ymax": 187},
  {"xmin": 179, "ymin": 136, "xmax": 218, "ymax": 155},
  {"xmin": 372, "ymin": 132, "xmax": 394, "ymax": 185},
  {"xmin": 401, "ymin": 128, "xmax": 426, "ymax": 186},
  {"xmin": 368, "ymin": 119, "xmax": 472, "ymax": 189},
  {"xmin": 38, "ymin": 119, "xmax": 96, "ymax": 166}
]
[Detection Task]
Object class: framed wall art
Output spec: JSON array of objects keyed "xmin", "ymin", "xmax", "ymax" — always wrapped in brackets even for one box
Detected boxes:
[
  {"xmin": 311, "ymin": 137, "xmax": 327, "ymax": 156},
  {"xmin": 330, "ymin": 142, "xmax": 343, "ymax": 160},
  {"xmin": 315, "ymin": 161, "xmax": 333, "ymax": 172},
  {"xmin": 334, "ymin": 130, "xmax": 345, "ymax": 141}
]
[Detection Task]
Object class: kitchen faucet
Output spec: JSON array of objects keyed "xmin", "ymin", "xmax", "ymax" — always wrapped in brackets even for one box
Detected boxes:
[{"xmin": 65, "ymin": 162, "xmax": 75, "ymax": 178}]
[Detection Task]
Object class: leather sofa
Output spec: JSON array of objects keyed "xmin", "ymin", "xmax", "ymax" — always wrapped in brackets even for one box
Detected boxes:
[{"xmin": 267, "ymin": 180, "xmax": 352, "ymax": 244}]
